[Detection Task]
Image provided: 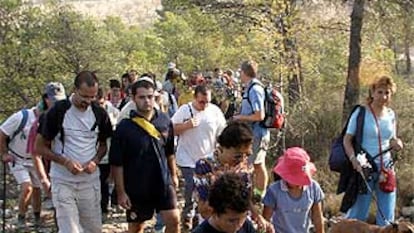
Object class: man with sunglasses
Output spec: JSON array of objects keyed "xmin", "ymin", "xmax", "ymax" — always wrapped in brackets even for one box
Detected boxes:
[
  {"xmin": 171, "ymin": 85, "xmax": 226, "ymax": 230},
  {"xmin": 36, "ymin": 71, "xmax": 113, "ymax": 233}
]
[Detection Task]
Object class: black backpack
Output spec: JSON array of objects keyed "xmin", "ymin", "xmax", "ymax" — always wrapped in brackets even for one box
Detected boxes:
[{"xmin": 52, "ymin": 99, "xmax": 109, "ymax": 152}]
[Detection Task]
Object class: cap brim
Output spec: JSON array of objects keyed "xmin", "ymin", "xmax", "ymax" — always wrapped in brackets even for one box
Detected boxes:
[{"xmin": 49, "ymin": 94, "xmax": 66, "ymax": 102}]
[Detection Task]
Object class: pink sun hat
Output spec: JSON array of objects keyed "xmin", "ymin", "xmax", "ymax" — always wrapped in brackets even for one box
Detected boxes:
[{"xmin": 273, "ymin": 147, "xmax": 317, "ymax": 186}]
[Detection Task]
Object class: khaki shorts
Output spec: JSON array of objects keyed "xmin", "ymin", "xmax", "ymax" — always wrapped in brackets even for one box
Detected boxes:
[
  {"xmin": 8, "ymin": 160, "xmax": 41, "ymax": 188},
  {"xmin": 249, "ymin": 136, "xmax": 269, "ymax": 165}
]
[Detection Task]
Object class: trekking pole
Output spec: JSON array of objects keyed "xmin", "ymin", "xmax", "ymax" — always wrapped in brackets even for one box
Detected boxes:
[{"xmin": 2, "ymin": 161, "xmax": 6, "ymax": 232}]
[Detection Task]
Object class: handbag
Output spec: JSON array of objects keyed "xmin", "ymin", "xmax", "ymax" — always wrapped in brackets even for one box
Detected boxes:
[
  {"xmin": 379, "ymin": 168, "xmax": 396, "ymax": 193},
  {"xmin": 369, "ymin": 105, "xmax": 396, "ymax": 193},
  {"xmin": 329, "ymin": 105, "xmax": 365, "ymax": 172}
]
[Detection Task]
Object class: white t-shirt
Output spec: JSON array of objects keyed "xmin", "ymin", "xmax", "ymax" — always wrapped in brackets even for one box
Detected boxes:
[
  {"xmin": 50, "ymin": 105, "xmax": 99, "ymax": 182},
  {"xmin": 118, "ymin": 101, "xmax": 136, "ymax": 124},
  {"xmin": 0, "ymin": 108, "xmax": 37, "ymax": 160},
  {"xmin": 171, "ymin": 102, "xmax": 226, "ymax": 168}
]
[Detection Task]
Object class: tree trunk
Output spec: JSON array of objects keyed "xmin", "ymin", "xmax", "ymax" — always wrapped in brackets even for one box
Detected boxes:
[
  {"xmin": 404, "ymin": 16, "xmax": 411, "ymax": 76},
  {"xmin": 280, "ymin": 0, "xmax": 303, "ymax": 106},
  {"xmin": 342, "ymin": 0, "xmax": 365, "ymax": 124}
]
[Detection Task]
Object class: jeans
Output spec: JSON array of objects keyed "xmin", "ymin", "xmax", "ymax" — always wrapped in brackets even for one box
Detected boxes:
[
  {"xmin": 180, "ymin": 167, "xmax": 195, "ymax": 219},
  {"xmin": 51, "ymin": 177, "xmax": 102, "ymax": 233},
  {"xmin": 346, "ymin": 174, "xmax": 396, "ymax": 226}
]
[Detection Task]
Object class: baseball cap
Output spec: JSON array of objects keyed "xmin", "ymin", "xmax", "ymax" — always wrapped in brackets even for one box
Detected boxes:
[
  {"xmin": 45, "ymin": 82, "xmax": 66, "ymax": 102},
  {"xmin": 167, "ymin": 62, "xmax": 176, "ymax": 69}
]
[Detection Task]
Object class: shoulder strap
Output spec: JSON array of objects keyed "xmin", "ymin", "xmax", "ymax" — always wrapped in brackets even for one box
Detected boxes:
[
  {"xmin": 56, "ymin": 99, "xmax": 72, "ymax": 153},
  {"xmin": 9, "ymin": 109, "xmax": 29, "ymax": 143},
  {"xmin": 341, "ymin": 105, "xmax": 362, "ymax": 135},
  {"xmin": 187, "ymin": 103, "xmax": 193, "ymax": 118},
  {"xmin": 354, "ymin": 106, "xmax": 365, "ymax": 148},
  {"xmin": 91, "ymin": 102, "xmax": 104, "ymax": 131},
  {"xmin": 244, "ymin": 82, "xmax": 261, "ymax": 108},
  {"xmin": 131, "ymin": 116, "xmax": 161, "ymax": 140},
  {"xmin": 168, "ymin": 93, "xmax": 174, "ymax": 105}
]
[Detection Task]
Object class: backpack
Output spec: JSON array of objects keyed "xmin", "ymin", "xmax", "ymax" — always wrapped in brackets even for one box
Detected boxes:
[
  {"xmin": 52, "ymin": 99, "xmax": 109, "ymax": 153},
  {"xmin": 4, "ymin": 109, "xmax": 29, "ymax": 145},
  {"xmin": 328, "ymin": 105, "xmax": 365, "ymax": 173},
  {"xmin": 167, "ymin": 93, "xmax": 178, "ymax": 117},
  {"xmin": 245, "ymin": 82, "xmax": 285, "ymax": 129}
]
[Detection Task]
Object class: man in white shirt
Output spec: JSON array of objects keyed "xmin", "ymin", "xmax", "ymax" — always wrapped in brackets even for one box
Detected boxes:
[
  {"xmin": 1, "ymin": 108, "xmax": 40, "ymax": 228},
  {"xmin": 171, "ymin": 85, "xmax": 226, "ymax": 229},
  {"xmin": 35, "ymin": 71, "xmax": 113, "ymax": 233}
]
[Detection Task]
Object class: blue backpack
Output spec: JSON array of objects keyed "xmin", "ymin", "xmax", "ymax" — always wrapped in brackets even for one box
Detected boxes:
[{"xmin": 328, "ymin": 105, "xmax": 365, "ymax": 172}]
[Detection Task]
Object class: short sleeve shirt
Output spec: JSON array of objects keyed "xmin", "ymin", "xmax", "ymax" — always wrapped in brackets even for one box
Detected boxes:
[
  {"xmin": 192, "ymin": 218, "xmax": 256, "ymax": 233},
  {"xmin": 262, "ymin": 179, "xmax": 324, "ymax": 233},
  {"xmin": 240, "ymin": 79, "xmax": 269, "ymax": 139},
  {"xmin": 194, "ymin": 155, "xmax": 253, "ymax": 202},
  {"xmin": 109, "ymin": 110, "xmax": 174, "ymax": 199},
  {"xmin": 0, "ymin": 108, "xmax": 37, "ymax": 159},
  {"xmin": 346, "ymin": 106, "xmax": 395, "ymax": 167},
  {"xmin": 38, "ymin": 101, "xmax": 113, "ymax": 182}
]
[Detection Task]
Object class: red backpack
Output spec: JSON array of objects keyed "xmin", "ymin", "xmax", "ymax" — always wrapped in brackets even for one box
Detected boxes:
[{"xmin": 245, "ymin": 83, "xmax": 285, "ymax": 129}]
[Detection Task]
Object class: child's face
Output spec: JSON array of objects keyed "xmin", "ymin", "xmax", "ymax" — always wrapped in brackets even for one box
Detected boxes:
[
  {"xmin": 286, "ymin": 182, "xmax": 302, "ymax": 190},
  {"xmin": 218, "ymin": 144, "xmax": 252, "ymax": 166},
  {"xmin": 213, "ymin": 209, "xmax": 248, "ymax": 233}
]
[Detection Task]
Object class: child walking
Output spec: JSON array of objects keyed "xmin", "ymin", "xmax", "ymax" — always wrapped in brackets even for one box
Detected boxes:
[{"xmin": 262, "ymin": 147, "xmax": 325, "ymax": 233}]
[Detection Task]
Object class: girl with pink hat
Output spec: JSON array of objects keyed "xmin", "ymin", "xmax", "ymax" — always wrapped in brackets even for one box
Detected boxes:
[{"xmin": 262, "ymin": 147, "xmax": 325, "ymax": 233}]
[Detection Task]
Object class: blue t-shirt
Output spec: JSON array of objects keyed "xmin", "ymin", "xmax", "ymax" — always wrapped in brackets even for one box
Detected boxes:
[
  {"xmin": 346, "ymin": 106, "xmax": 395, "ymax": 168},
  {"xmin": 240, "ymin": 79, "xmax": 269, "ymax": 139},
  {"xmin": 262, "ymin": 180, "xmax": 324, "ymax": 233}
]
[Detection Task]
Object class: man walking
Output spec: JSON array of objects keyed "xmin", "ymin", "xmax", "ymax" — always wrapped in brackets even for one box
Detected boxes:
[
  {"xmin": 110, "ymin": 77, "xmax": 180, "ymax": 233},
  {"xmin": 233, "ymin": 60, "xmax": 270, "ymax": 201},
  {"xmin": 171, "ymin": 85, "xmax": 226, "ymax": 229},
  {"xmin": 35, "ymin": 71, "xmax": 113, "ymax": 233}
]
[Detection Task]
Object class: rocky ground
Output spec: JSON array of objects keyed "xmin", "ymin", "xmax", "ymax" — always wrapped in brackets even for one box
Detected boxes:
[{"xmin": 0, "ymin": 167, "xmax": 169, "ymax": 233}]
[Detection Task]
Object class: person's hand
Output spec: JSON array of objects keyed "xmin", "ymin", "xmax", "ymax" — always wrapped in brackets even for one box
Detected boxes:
[
  {"xmin": 187, "ymin": 117, "xmax": 200, "ymax": 128},
  {"xmin": 2, "ymin": 153, "xmax": 14, "ymax": 163},
  {"xmin": 171, "ymin": 174, "xmax": 179, "ymax": 189},
  {"xmin": 117, "ymin": 191, "xmax": 131, "ymax": 210},
  {"xmin": 255, "ymin": 215, "xmax": 275, "ymax": 233},
  {"xmin": 83, "ymin": 160, "xmax": 97, "ymax": 174},
  {"xmin": 41, "ymin": 178, "xmax": 51, "ymax": 197},
  {"xmin": 349, "ymin": 156, "xmax": 362, "ymax": 173},
  {"xmin": 390, "ymin": 138, "xmax": 403, "ymax": 152},
  {"xmin": 232, "ymin": 115, "xmax": 242, "ymax": 121},
  {"xmin": 64, "ymin": 159, "xmax": 84, "ymax": 175}
]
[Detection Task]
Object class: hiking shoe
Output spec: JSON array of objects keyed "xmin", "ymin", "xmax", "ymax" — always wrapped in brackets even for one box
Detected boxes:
[
  {"xmin": 17, "ymin": 215, "xmax": 26, "ymax": 229},
  {"xmin": 34, "ymin": 214, "xmax": 42, "ymax": 228}
]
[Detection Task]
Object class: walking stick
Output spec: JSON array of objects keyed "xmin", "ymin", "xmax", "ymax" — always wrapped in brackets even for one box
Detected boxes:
[{"xmin": 2, "ymin": 161, "xmax": 6, "ymax": 232}]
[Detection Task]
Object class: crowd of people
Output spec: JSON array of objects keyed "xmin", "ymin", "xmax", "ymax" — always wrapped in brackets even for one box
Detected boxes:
[{"xmin": 0, "ymin": 59, "xmax": 405, "ymax": 233}]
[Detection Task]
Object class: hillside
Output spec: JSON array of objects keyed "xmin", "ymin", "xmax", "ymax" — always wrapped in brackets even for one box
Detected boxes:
[{"xmin": 26, "ymin": 0, "xmax": 162, "ymax": 26}]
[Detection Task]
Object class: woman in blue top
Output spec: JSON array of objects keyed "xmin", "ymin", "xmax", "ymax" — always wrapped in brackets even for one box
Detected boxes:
[{"xmin": 343, "ymin": 75, "xmax": 403, "ymax": 226}]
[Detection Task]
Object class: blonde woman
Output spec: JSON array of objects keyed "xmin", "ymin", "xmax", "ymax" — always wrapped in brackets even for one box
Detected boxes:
[{"xmin": 343, "ymin": 75, "xmax": 403, "ymax": 226}]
